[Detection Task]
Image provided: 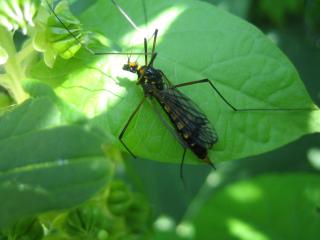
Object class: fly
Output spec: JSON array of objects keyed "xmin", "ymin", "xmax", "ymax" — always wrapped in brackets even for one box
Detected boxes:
[{"xmin": 118, "ymin": 28, "xmax": 222, "ymax": 179}]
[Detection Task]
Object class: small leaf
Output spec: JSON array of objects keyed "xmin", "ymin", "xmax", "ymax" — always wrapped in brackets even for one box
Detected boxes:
[
  {"xmin": 32, "ymin": 0, "xmax": 83, "ymax": 67},
  {"xmin": 0, "ymin": 97, "xmax": 112, "ymax": 228},
  {"xmin": 192, "ymin": 173, "xmax": 320, "ymax": 240}
]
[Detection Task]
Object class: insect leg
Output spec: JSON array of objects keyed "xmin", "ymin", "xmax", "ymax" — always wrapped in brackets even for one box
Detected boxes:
[
  {"xmin": 144, "ymin": 38, "xmax": 148, "ymax": 65},
  {"xmin": 150, "ymin": 29, "xmax": 158, "ymax": 65},
  {"xmin": 148, "ymin": 53, "xmax": 158, "ymax": 67},
  {"xmin": 149, "ymin": 100, "xmax": 189, "ymax": 180},
  {"xmin": 146, "ymin": 29, "xmax": 158, "ymax": 67},
  {"xmin": 173, "ymin": 79, "xmax": 237, "ymax": 111},
  {"xmin": 119, "ymin": 96, "xmax": 147, "ymax": 158},
  {"xmin": 180, "ymin": 148, "xmax": 187, "ymax": 182},
  {"xmin": 203, "ymin": 156, "xmax": 216, "ymax": 170},
  {"xmin": 158, "ymin": 70, "xmax": 174, "ymax": 88},
  {"xmin": 44, "ymin": 0, "xmax": 147, "ymax": 56},
  {"xmin": 173, "ymin": 79, "xmax": 317, "ymax": 112}
]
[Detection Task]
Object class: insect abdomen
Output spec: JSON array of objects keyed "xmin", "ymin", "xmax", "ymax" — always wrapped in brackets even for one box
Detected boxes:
[{"xmin": 160, "ymin": 103, "xmax": 209, "ymax": 159}]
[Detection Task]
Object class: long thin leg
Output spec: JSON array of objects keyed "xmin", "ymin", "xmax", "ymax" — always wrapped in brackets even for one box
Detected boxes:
[
  {"xmin": 204, "ymin": 156, "xmax": 216, "ymax": 170},
  {"xmin": 149, "ymin": 100, "xmax": 188, "ymax": 182},
  {"xmin": 173, "ymin": 79, "xmax": 237, "ymax": 111},
  {"xmin": 146, "ymin": 29, "xmax": 158, "ymax": 67},
  {"xmin": 144, "ymin": 38, "xmax": 148, "ymax": 65},
  {"xmin": 150, "ymin": 29, "xmax": 158, "ymax": 65},
  {"xmin": 158, "ymin": 70, "xmax": 174, "ymax": 87},
  {"xmin": 148, "ymin": 53, "xmax": 157, "ymax": 67},
  {"xmin": 132, "ymin": 30, "xmax": 158, "ymax": 64},
  {"xmin": 119, "ymin": 96, "xmax": 147, "ymax": 158},
  {"xmin": 173, "ymin": 79, "xmax": 315, "ymax": 112},
  {"xmin": 180, "ymin": 148, "xmax": 187, "ymax": 182},
  {"xmin": 45, "ymin": 0, "xmax": 147, "ymax": 56}
]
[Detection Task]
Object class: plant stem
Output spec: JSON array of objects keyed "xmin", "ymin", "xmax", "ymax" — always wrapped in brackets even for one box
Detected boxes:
[{"xmin": 0, "ymin": 26, "xmax": 28, "ymax": 103}]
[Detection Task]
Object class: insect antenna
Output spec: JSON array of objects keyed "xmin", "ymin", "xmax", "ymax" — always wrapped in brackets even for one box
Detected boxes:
[
  {"xmin": 111, "ymin": 0, "xmax": 160, "ymax": 66},
  {"xmin": 110, "ymin": 0, "xmax": 141, "ymax": 32},
  {"xmin": 44, "ymin": 0, "xmax": 147, "ymax": 56}
]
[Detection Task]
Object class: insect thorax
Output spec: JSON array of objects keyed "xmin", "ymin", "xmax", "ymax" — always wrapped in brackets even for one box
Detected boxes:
[{"xmin": 138, "ymin": 66, "xmax": 165, "ymax": 95}]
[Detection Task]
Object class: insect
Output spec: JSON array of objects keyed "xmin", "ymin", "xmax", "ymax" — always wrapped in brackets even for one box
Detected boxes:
[{"xmin": 118, "ymin": 29, "xmax": 220, "ymax": 178}]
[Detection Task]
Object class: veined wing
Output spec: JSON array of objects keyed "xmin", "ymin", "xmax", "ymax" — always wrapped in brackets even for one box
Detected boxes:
[{"xmin": 156, "ymin": 88, "xmax": 218, "ymax": 149}]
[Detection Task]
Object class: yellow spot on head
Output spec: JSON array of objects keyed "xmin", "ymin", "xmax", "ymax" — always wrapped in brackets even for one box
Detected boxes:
[
  {"xmin": 129, "ymin": 62, "xmax": 136, "ymax": 67},
  {"xmin": 183, "ymin": 132, "xmax": 189, "ymax": 139}
]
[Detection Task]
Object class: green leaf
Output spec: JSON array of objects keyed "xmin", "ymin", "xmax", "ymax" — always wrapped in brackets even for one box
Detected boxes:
[
  {"xmin": 0, "ymin": 97, "xmax": 112, "ymax": 228},
  {"xmin": 23, "ymin": 79, "xmax": 86, "ymax": 123},
  {"xmin": 33, "ymin": 0, "xmax": 83, "ymax": 67},
  {"xmin": 28, "ymin": 0, "xmax": 320, "ymax": 165},
  {"xmin": 191, "ymin": 173, "xmax": 320, "ymax": 240},
  {"xmin": 201, "ymin": 0, "xmax": 252, "ymax": 18},
  {"xmin": 2, "ymin": 217, "xmax": 44, "ymax": 240}
]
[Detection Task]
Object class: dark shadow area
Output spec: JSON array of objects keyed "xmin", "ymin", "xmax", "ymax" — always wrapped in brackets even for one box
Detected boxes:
[{"xmin": 126, "ymin": 155, "xmax": 211, "ymax": 221}]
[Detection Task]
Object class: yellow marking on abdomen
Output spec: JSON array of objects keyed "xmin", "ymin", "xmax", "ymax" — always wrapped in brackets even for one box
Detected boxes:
[
  {"xmin": 170, "ymin": 113, "xmax": 177, "ymax": 120},
  {"xmin": 177, "ymin": 122, "xmax": 184, "ymax": 130},
  {"xmin": 183, "ymin": 132, "xmax": 189, "ymax": 139}
]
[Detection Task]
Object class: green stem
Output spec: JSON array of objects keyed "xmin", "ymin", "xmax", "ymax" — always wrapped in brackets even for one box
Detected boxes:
[{"xmin": 0, "ymin": 26, "xmax": 28, "ymax": 103}]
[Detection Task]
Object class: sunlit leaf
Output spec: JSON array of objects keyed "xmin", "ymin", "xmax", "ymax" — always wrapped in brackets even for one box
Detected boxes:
[
  {"xmin": 191, "ymin": 173, "xmax": 320, "ymax": 240},
  {"xmin": 28, "ymin": 0, "xmax": 320, "ymax": 165}
]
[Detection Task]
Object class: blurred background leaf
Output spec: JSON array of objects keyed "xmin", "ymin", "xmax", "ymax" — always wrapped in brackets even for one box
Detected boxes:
[
  {"xmin": 190, "ymin": 173, "xmax": 320, "ymax": 240},
  {"xmin": 0, "ymin": 0, "xmax": 319, "ymax": 239},
  {"xmin": 0, "ymin": 97, "xmax": 112, "ymax": 228}
]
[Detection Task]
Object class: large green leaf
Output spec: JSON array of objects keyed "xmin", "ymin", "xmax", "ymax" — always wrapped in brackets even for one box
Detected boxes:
[
  {"xmin": 191, "ymin": 173, "xmax": 320, "ymax": 240},
  {"xmin": 28, "ymin": 0, "xmax": 320, "ymax": 165},
  {"xmin": 0, "ymin": 97, "xmax": 112, "ymax": 228}
]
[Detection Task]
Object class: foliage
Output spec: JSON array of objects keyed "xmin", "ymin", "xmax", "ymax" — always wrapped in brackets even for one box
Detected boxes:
[
  {"xmin": 0, "ymin": 0, "xmax": 319, "ymax": 239},
  {"xmin": 254, "ymin": 0, "xmax": 304, "ymax": 25},
  {"xmin": 192, "ymin": 173, "xmax": 320, "ymax": 240}
]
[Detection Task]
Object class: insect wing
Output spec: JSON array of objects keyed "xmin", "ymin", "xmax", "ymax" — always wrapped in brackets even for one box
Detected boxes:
[{"xmin": 160, "ymin": 88, "xmax": 218, "ymax": 149}]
